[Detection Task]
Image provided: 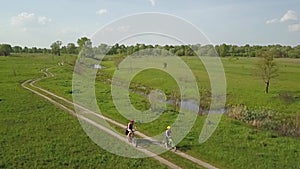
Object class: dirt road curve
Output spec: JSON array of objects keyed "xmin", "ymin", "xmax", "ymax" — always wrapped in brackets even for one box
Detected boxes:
[{"xmin": 21, "ymin": 68, "xmax": 219, "ymax": 169}]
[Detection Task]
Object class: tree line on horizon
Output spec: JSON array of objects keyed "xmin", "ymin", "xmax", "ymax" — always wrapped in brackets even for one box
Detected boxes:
[{"xmin": 1, "ymin": 37, "xmax": 300, "ymax": 58}]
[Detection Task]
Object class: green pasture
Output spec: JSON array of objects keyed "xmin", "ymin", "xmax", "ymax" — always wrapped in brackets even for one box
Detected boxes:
[
  {"xmin": 1, "ymin": 54, "xmax": 300, "ymax": 169},
  {"xmin": 37, "ymin": 54, "xmax": 300, "ymax": 168},
  {"xmin": 0, "ymin": 54, "xmax": 167, "ymax": 169}
]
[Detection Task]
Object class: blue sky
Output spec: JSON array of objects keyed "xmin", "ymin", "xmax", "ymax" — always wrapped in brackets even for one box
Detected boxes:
[{"xmin": 0, "ymin": 0, "xmax": 299, "ymax": 48}]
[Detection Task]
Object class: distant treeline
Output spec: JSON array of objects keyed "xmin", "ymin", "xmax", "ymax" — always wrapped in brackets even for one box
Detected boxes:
[{"xmin": 1, "ymin": 37, "xmax": 300, "ymax": 58}]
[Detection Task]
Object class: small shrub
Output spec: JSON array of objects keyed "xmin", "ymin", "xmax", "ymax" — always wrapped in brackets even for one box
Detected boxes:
[
  {"xmin": 227, "ymin": 104, "xmax": 247, "ymax": 120},
  {"xmin": 278, "ymin": 113, "xmax": 300, "ymax": 137},
  {"xmin": 227, "ymin": 105, "xmax": 300, "ymax": 138}
]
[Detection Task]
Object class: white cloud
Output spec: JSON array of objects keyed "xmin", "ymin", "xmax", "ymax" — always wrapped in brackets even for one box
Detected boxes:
[
  {"xmin": 96, "ymin": 9, "xmax": 108, "ymax": 15},
  {"xmin": 266, "ymin": 18, "xmax": 279, "ymax": 24},
  {"xmin": 149, "ymin": 0, "xmax": 156, "ymax": 6},
  {"xmin": 11, "ymin": 12, "xmax": 35, "ymax": 26},
  {"xmin": 38, "ymin": 16, "xmax": 52, "ymax": 25},
  {"xmin": 288, "ymin": 24, "xmax": 300, "ymax": 32},
  {"xmin": 280, "ymin": 10, "xmax": 297, "ymax": 22},
  {"xmin": 266, "ymin": 10, "xmax": 298, "ymax": 25},
  {"xmin": 11, "ymin": 12, "xmax": 51, "ymax": 27}
]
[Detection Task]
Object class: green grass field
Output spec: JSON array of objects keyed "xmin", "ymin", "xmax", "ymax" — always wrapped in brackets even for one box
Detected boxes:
[
  {"xmin": 1, "ymin": 54, "xmax": 300, "ymax": 169},
  {"xmin": 0, "ymin": 54, "xmax": 169, "ymax": 169},
  {"xmin": 95, "ymin": 55, "xmax": 300, "ymax": 114}
]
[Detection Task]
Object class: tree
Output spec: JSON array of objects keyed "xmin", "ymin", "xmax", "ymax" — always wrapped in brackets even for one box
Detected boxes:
[
  {"xmin": 185, "ymin": 45, "xmax": 195, "ymax": 56},
  {"xmin": 77, "ymin": 37, "xmax": 90, "ymax": 51},
  {"xmin": 257, "ymin": 49, "xmax": 278, "ymax": 93},
  {"xmin": 244, "ymin": 44, "xmax": 251, "ymax": 57},
  {"xmin": 23, "ymin": 46, "xmax": 28, "ymax": 53},
  {"xmin": 79, "ymin": 39, "xmax": 94, "ymax": 58},
  {"xmin": 31, "ymin": 47, "xmax": 38, "ymax": 53},
  {"xmin": 107, "ymin": 43, "xmax": 119, "ymax": 55},
  {"xmin": 170, "ymin": 89, "xmax": 180, "ymax": 111},
  {"xmin": 175, "ymin": 48, "xmax": 185, "ymax": 56},
  {"xmin": 218, "ymin": 44, "xmax": 228, "ymax": 57},
  {"xmin": 50, "ymin": 40, "xmax": 62, "ymax": 56},
  {"xmin": 43, "ymin": 48, "xmax": 50, "ymax": 54},
  {"xmin": 60, "ymin": 46, "xmax": 67, "ymax": 54},
  {"xmin": 37, "ymin": 48, "xmax": 43, "ymax": 53},
  {"xmin": 0, "ymin": 44, "xmax": 13, "ymax": 56},
  {"xmin": 12, "ymin": 46, "xmax": 22, "ymax": 53},
  {"xmin": 288, "ymin": 45, "xmax": 300, "ymax": 58},
  {"xmin": 66, "ymin": 43, "xmax": 77, "ymax": 54},
  {"xmin": 95, "ymin": 43, "xmax": 108, "ymax": 54}
]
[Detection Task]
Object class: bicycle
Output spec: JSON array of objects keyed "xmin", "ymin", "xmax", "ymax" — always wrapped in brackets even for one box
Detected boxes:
[
  {"xmin": 163, "ymin": 137, "xmax": 176, "ymax": 151},
  {"xmin": 127, "ymin": 130, "xmax": 138, "ymax": 147}
]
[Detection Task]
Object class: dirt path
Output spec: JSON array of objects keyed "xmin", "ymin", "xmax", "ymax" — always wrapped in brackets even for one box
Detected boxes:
[{"xmin": 21, "ymin": 68, "xmax": 219, "ymax": 169}]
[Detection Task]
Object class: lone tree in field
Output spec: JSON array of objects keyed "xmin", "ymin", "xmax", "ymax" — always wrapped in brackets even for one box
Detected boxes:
[
  {"xmin": 257, "ymin": 49, "xmax": 278, "ymax": 93},
  {"xmin": 170, "ymin": 89, "xmax": 181, "ymax": 111}
]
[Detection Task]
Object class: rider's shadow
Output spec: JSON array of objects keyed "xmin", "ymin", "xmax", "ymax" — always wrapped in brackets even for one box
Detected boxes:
[
  {"xmin": 176, "ymin": 144, "xmax": 192, "ymax": 152},
  {"xmin": 135, "ymin": 138, "xmax": 162, "ymax": 148}
]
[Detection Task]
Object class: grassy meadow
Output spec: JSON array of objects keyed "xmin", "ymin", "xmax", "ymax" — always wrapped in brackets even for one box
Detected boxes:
[
  {"xmin": 1, "ymin": 53, "xmax": 300, "ymax": 168},
  {"xmin": 0, "ymin": 54, "xmax": 168, "ymax": 169}
]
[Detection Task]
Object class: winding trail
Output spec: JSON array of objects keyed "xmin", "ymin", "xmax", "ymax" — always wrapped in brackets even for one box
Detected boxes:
[{"xmin": 21, "ymin": 68, "xmax": 219, "ymax": 169}]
